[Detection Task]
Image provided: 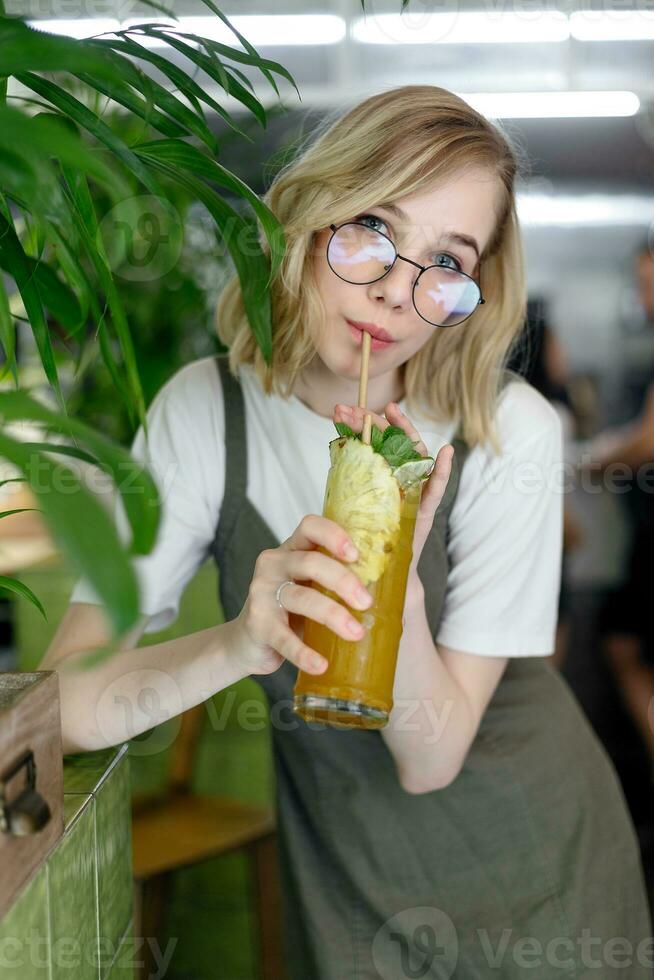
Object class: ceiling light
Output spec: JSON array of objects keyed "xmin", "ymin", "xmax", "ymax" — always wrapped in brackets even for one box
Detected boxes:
[
  {"xmin": 518, "ymin": 192, "xmax": 654, "ymax": 226},
  {"xmin": 570, "ymin": 10, "xmax": 654, "ymax": 41},
  {"xmin": 28, "ymin": 15, "xmax": 346, "ymax": 47},
  {"xmin": 463, "ymin": 90, "xmax": 640, "ymax": 118},
  {"xmin": 27, "ymin": 18, "xmax": 121, "ymax": 39},
  {"xmin": 352, "ymin": 11, "xmax": 570, "ymax": 45}
]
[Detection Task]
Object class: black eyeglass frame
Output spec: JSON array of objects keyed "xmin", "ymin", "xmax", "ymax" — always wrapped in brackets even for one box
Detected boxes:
[{"xmin": 327, "ymin": 221, "xmax": 486, "ymax": 328}]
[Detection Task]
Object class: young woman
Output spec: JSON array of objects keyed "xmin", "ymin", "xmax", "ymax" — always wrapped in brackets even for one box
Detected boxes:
[{"xmin": 43, "ymin": 85, "xmax": 652, "ymax": 978}]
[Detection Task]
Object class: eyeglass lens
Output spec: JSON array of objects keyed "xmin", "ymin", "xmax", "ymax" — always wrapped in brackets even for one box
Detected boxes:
[{"xmin": 327, "ymin": 222, "xmax": 481, "ymax": 328}]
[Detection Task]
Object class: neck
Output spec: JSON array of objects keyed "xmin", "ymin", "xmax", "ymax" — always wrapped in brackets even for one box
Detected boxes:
[{"xmin": 293, "ymin": 357, "xmax": 406, "ymax": 420}]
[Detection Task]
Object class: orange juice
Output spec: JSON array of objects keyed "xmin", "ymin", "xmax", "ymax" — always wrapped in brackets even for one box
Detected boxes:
[{"xmin": 293, "ymin": 479, "xmax": 423, "ymax": 729}]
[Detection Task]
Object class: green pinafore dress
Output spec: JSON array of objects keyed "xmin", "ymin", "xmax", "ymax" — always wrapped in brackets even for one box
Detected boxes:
[{"xmin": 209, "ymin": 354, "xmax": 653, "ymax": 979}]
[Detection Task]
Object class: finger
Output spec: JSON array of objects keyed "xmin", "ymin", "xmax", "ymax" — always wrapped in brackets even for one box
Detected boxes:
[
  {"xmin": 279, "ymin": 513, "xmax": 360, "ymax": 563},
  {"xmin": 335, "ymin": 402, "xmax": 430, "ymax": 458},
  {"xmin": 418, "ymin": 444, "xmax": 454, "ymax": 516},
  {"xmin": 277, "ymin": 581, "xmax": 367, "ymax": 644},
  {"xmin": 268, "ymin": 619, "xmax": 330, "ymax": 675},
  {"xmin": 384, "ymin": 402, "xmax": 429, "ymax": 456},
  {"xmin": 274, "ymin": 549, "xmax": 373, "ymax": 611},
  {"xmin": 333, "ymin": 403, "xmax": 389, "ymax": 435}
]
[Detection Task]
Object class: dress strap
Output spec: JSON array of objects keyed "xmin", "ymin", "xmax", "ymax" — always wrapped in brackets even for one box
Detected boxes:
[{"xmin": 213, "ymin": 354, "xmax": 247, "ymax": 566}]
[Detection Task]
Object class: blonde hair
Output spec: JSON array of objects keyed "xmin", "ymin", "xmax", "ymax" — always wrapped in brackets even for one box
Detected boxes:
[{"xmin": 216, "ymin": 84, "xmax": 528, "ymax": 454}]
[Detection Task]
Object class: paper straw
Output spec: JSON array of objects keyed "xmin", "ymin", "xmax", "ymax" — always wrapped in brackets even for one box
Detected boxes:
[{"xmin": 357, "ymin": 330, "xmax": 372, "ymax": 445}]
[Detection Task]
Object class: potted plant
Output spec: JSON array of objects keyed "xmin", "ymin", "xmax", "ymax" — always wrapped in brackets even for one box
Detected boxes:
[{"xmin": 0, "ymin": 1, "xmax": 296, "ymax": 655}]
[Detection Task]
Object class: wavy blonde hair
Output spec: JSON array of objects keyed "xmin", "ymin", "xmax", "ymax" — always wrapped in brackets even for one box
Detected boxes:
[{"xmin": 216, "ymin": 84, "xmax": 528, "ymax": 454}]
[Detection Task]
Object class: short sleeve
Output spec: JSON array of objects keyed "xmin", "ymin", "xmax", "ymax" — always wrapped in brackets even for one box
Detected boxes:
[
  {"xmin": 69, "ymin": 358, "xmax": 225, "ymax": 633},
  {"xmin": 435, "ymin": 381, "xmax": 563, "ymax": 657}
]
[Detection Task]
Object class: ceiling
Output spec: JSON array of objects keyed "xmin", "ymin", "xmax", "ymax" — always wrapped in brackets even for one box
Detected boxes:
[{"xmin": 10, "ymin": 0, "xmax": 654, "ymax": 192}]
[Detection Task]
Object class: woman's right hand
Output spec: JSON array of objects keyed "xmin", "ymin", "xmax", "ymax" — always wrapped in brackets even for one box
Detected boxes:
[{"xmin": 230, "ymin": 514, "xmax": 374, "ymax": 677}]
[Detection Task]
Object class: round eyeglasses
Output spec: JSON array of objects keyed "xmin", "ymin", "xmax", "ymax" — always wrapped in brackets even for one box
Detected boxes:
[{"xmin": 327, "ymin": 221, "xmax": 485, "ymax": 328}]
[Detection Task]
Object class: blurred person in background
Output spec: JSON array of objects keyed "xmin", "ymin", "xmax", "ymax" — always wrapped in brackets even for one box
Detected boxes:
[
  {"xmin": 507, "ymin": 296, "xmax": 583, "ymax": 670},
  {"xmin": 575, "ymin": 239, "xmax": 654, "ymax": 875},
  {"xmin": 577, "ymin": 239, "xmax": 654, "ymax": 766}
]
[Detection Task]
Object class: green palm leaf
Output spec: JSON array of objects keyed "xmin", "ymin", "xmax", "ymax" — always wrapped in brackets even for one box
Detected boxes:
[
  {"xmin": 0, "ymin": 16, "xmax": 129, "ymax": 80},
  {"xmin": 0, "ymin": 271, "xmax": 17, "ymax": 385},
  {"xmin": 0, "ymin": 390, "xmax": 161, "ymax": 556},
  {"xmin": 0, "ymin": 430, "xmax": 139, "ymax": 636},
  {"xmin": 134, "ymin": 139, "xmax": 285, "ymax": 279},
  {"xmin": 0, "ymin": 575, "xmax": 47, "ymax": 620},
  {"xmin": 139, "ymin": 154, "xmax": 274, "ymax": 363},
  {"xmin": 104, "ymin": 36, "xmax": 252, "ymax": 141},
  {"xmin": 0, "ymin": 212, "xmax": 64, "ymax": 410},
  {"xmin": 16, "ymin": 74, "xmax": 162, "ymax": 196}
]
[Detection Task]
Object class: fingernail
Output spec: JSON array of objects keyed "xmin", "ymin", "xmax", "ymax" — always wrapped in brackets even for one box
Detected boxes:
[
  {"xmin": 348, "ymin": 619, "xmax": 365, "ymax": 637},
  {"xmin": 355, "ymin": 586, "xmax": 372, "ymax": 608},
  {"xmin": 344, "ymin": 543, "xmax": 358, "ymax": 560}
]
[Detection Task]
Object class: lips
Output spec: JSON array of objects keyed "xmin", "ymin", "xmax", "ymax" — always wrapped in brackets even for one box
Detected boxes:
[
  {"xmin": 347, "ymin": 321, "xmax": 395, "ymax": 352},
  {"xmin": 345, "ymin": 319, "xmax": 395, "ymax": 343}
]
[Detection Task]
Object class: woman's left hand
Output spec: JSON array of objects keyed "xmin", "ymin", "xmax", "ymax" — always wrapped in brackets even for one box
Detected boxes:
[{"xmin": 333, "ymin": 401, "xmax": 454, "ymax": 605}]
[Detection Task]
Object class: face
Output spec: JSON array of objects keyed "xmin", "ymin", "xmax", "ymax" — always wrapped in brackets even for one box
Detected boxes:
[
  {"xmin": 636, "ymin": 251, "xmax": 654, "ymax": 323},
  {"xmin": 309, "ymin": 166, "xmax": 502, "ymax": 382}
]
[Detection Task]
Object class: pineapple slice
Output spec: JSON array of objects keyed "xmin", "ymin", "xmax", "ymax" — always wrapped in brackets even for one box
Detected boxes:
[{"xmin": 325, "ymin": 436, "xmax": 401, "ymax": 585}]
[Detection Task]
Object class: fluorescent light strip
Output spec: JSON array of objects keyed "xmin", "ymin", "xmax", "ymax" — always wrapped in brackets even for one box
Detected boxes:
[
  {"xmin": 27, "ymin": 18, "xmax": 121, "ymax": 40},
  {"xmin": 352, "ymin": 11, "xmax": 570, "ymax": 44},
  {"xmin": 28, "ymin": 14, "xmax": 346, "ymax": 46},
  {"xmin": 463, "ymin": 90, "xmax": 640, "ymax": 118},
  {"xmin": 28, "ymin": 11, "xmax": 654, "ymax": 47},
  {"xmin": 570, "ymin": 10, "xmax": 654, "ymax": 41},
  {"xmin": 518, "ymin": 192, "xmax": 654, "ymax": 226},
  {"xmin": 353, "ymin": 9, "xmax": 654, "ymax": 44}
]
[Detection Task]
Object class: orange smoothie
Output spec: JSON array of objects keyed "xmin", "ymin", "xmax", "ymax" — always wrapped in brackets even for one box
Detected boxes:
[{"xmin": 293, "ymin": 479, "xmax": 423, "ymax": 729}]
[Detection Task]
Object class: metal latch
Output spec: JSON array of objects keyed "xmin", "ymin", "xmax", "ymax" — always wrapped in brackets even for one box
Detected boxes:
[{"xmin": 0, "ymin": 749, "xmax": 51, "ymax": 836}]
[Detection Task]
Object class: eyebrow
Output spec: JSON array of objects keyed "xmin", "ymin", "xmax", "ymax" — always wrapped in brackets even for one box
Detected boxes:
[{"xmin": 376, "ymin": 201, "xmax": 481, "ymax": 262}]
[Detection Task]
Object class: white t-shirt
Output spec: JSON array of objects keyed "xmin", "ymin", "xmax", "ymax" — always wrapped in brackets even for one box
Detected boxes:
[{"xmin": 69, "ymin": 356, "xmax": 563, "ymax": 657}]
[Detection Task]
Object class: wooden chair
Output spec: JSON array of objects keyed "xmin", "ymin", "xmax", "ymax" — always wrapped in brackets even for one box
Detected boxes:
[{"xmin": 131, "ymin": 702, "xmax": 287, "ymax": 980}]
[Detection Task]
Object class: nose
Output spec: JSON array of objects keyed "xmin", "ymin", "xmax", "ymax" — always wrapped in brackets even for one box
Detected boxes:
[{"xmin": 368, "ymin": 254, "xmax": 418, "ymax": 310}]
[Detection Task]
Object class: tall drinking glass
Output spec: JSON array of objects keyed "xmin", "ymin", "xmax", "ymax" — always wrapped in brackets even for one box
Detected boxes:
[{"xmin": 293, "ymin": 469, "xmax": 425, "ymax": 730}]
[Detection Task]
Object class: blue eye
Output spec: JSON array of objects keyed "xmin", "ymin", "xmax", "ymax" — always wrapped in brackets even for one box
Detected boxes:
[
  {"xmin": 433, "ymin": 252, "xmax": 463, "ymax": 272},
  {"xmin": 357, "ymin": 213, "xmax": 388, "ymax": 234}
]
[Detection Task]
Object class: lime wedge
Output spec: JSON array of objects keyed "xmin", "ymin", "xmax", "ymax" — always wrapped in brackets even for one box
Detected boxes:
[{"xmin": 392, "ymin": 456, "xmax": 435, "ymax": 489}]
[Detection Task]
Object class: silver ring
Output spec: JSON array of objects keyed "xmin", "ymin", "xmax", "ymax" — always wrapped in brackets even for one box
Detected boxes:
[{"xmin": 275, "ymin": 579, "xmax": 294, "ymax": 611}]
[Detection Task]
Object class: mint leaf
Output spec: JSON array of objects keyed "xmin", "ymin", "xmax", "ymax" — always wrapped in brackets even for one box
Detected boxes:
[
  {"xmin": 370, "ymin": 424, "xmax": 384, "ymax": 453},
  {"xmin": 333, "ymin": 420, "xmax": 425, "ymax": 467}
]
